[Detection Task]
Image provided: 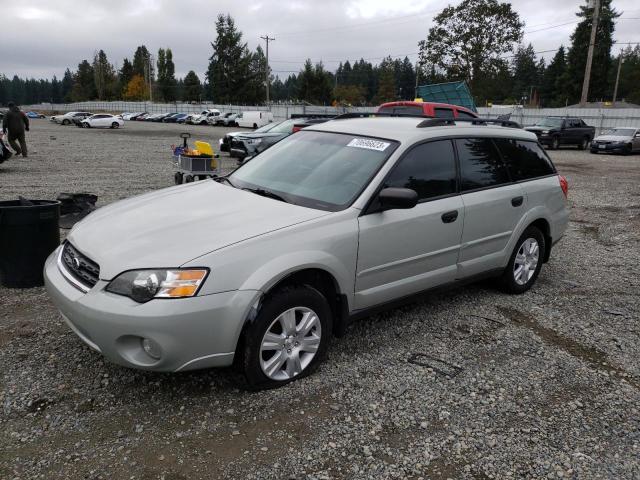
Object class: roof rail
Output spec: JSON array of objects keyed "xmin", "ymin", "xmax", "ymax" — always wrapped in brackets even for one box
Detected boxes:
[
  {"xmin": 416, "ymin": 118, "xmax": 522, "ymax": 129},
  {"xmin": 334, "ymin": 112, "xmax": 433, "ymax": 120}
]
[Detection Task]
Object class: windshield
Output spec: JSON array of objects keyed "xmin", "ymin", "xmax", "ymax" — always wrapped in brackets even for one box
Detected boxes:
[
  {"xmin": 262, "ymin": 119, "xmax": 297, "ymax": 134},
  {"xmin": 602, "ymin": 128, "xmax": 635, "ymax": 136},
  {"xmin": 229, "ymin": 131, "xmax": 398, "ymax": 211},
  {"xmin": 535, "ymin": 117, "xmax": 563, "ymax": 128}
]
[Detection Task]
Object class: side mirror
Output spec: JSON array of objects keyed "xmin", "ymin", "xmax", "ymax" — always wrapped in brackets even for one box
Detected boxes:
[{"xmin": 378, "ymin": 188, "xmax": 418, "ymax": 210}]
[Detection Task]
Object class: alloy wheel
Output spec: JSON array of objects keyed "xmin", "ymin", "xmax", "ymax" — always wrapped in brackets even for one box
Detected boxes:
[
  {"xmin": 259, "ymin": 307, "xmax": 322, "ymax": 381},
  {"xmin": 513, "ymin": 238, "xmax": 540, "ymax": 286}
]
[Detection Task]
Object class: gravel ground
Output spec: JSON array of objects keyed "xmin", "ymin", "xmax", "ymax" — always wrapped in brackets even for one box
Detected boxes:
[{"xmin": 1, "ymin": 120, "xmax": 639, "ymax": 480}]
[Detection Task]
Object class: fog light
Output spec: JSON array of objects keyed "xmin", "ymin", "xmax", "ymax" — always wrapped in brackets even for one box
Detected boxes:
[{"xmin": 141, "ymin": 338, "xmax": 162, "ymax": 360}]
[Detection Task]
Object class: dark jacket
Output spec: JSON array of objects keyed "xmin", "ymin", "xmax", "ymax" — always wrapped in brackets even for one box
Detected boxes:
[{"xmin": 2, "ymin": 106, "xmax": 29, "ymax": 135}]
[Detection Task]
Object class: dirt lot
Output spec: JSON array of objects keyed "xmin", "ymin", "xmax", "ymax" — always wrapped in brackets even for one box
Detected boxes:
[{"xmin": 1, "ymin": 120, "xmax": 639, "ymax": 479}]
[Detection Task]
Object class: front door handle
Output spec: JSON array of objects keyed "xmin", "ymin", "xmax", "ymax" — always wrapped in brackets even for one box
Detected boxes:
[
  {"xmin": 511, "ymin": 196, "xmax": 524, "ymax": 207},
  {"xmin": 441, "ymin": 210, "xmax": 458, "ymax": 223}
]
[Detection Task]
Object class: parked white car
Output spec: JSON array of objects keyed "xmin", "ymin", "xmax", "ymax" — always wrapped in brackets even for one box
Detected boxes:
[
  {"xmin": 190, "ymin": 109, "xmax": 221, "ymax": 125},
  {"xmin": 236, "ymin": 111, "xmax": 274, "ymax": 129},
  {"xmin": 81, "ymin": 114, "xmax": 124, "ymax": 129},
  {"xmin": 55, "ymin": 111, "xmax": 92, "ymax": 125}
]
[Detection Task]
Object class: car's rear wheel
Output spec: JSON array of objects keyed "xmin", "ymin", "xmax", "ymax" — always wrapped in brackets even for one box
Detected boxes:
[
  {"xmin": 174, "ymin": 172, "xmax": 183, "ymax": 184},
  {"xmin": 578, "ymin": 136, "xmax": 589, "ymax": 150},
  {"xmin": 499, "ymin": 226, "xmax": 545, "ymax": 294},
  {"xmin": 184, "ymin": 175, "xmax": 194, "ymax": 183},
  {"xmin": 550, "ymin": 136, "xmax": 559, "ymax": 150},
  {"xmin": 242, "ymin": 285, "xmax": 332, "ymax": 390}
]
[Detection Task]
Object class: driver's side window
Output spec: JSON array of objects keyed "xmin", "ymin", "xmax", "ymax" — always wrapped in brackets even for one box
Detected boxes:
[{"xmin": 384, "ymin": 140, "xmax": 458, "ymax": 201}]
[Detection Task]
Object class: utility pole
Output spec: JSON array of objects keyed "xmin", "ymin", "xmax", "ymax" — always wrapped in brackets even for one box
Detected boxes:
[
  {"xmin": 414, "ymin": 60, "xmax": 420, "ymax": 99},
  {"xmin": 612, "ymin": 53, "xmax": 624, "ymax": 105},
  {"xmin": 580, "ymin": 0, "xmax": 600, "ymax": 106},
  {"xmin": 260, "ymin": 35, "xmax": 275, "ymax": 104}
]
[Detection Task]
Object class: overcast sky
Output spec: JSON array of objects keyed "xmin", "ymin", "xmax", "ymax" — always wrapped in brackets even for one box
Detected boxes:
[{"xmin": 1, "ymin": 0, "xmax": 639, "ymax": 81}]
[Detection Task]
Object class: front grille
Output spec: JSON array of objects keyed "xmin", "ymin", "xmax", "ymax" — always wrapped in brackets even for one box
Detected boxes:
[
  {"xmin": 230, "ymin": 139, "xmax": 245, "ymax": 150},
  {"xmin": 594, "ymin": 141, "xmax": 610, "ymax": 145},
  {"xmin": 61, "ymin": 242, "xmax": 100, "ymax": 289}
]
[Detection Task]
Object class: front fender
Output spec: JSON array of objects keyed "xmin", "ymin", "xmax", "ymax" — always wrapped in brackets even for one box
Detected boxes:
[{"xmin": 240, "ymin": 250, "xmax": 352, "ymax": 294}]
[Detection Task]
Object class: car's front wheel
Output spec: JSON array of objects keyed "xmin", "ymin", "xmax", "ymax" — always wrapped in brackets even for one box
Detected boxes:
[
  {"xmin": 111, "ymin": 122, "xmax": 119, "ymax": 129},
  {"xmin": 550, "ymin": 136, "xmax": 559, "ymax": 150},
  {"xmin": 243, "ymin": 285, "xmax": 332, "ymax": 390},
  {"xmin": 499, "ymin": 226, "xmax": 545, "ymax": 294}
]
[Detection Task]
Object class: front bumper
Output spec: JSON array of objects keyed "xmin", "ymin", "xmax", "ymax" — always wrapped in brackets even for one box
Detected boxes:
[
  {"xmin": 44, "ymin": 247, "xmax": 260, "ymax": 372},
  {"xmin": 590, "ymin": 142, "xmax": 628, "ymax": 153}
]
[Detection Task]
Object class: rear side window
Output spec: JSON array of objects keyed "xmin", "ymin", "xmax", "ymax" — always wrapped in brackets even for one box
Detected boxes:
[
  {"xmin": 494, "ymin": 139, "xmax": 555, "ymax": 181},
  {"xmin": 378, "ymin": 105, "xmax": 424, "ymax": 115},
  {"xmin": 434, "ymin": 108, "xmax": 454, "ymax": 119},
  {"xmin": 457, "ymin": 111, "xmax": 476, "ymax": 119},
  {"xmin": 384, "ymin": 140, "xmax": 457, "ymax": 200},
  {"xmin": 455, "ymin": 138, "xmax": 510, "ymax": 191}
]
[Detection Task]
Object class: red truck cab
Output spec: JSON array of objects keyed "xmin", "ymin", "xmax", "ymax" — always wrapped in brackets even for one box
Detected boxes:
[{"xmin": 377, "ymin": 101, "xmax": 478, "ymax": 119}]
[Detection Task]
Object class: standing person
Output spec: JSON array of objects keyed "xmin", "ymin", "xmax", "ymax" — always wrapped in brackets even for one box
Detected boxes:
[{"xmin": 2, "ymin": 101, "xmax": 29, "ymax": 157}]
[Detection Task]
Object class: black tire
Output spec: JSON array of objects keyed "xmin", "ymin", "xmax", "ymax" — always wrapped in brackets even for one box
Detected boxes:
[
  {"xmin": 578, "ymin": 136, "xmax": 589, "ymax": 150},
  {"xmin": 550, "ymin": 136, "xmax": 559, "ymax": 150},
  {"xmin": 111, "ymin": 122, "xmax": 119, "ymax": 129},
  {"xmin": 253, "ymin": 123, "xmax": 257, "ymax": 129},
  {"xmin": 174, "ymin": 172, "xmax": 183, "ymax": 184},
  {"xmin": 498, "ymin": 226, "xmax": 546, "ymax": 294},
  {"xmin": 242, "ymin": 285, "xmax": 332, "ymax": 390},
  {"xmin": 184, "ymin": 175, "xmax": 194, "ymax": 183},
  {"xmin": 623, "ymin": 144, "xmax": 633, "ymax": 156},
  {"xmin": 62, "ymin": 119, "xmax": 70, "ymax": 125}
]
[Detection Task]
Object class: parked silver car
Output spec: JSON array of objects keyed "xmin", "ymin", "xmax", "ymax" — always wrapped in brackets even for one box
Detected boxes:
[
  {"xmin": 590, "ymin": 127, "xmax": 640, "ymax": 154},
  {"xmin": 44, "ymin": 117, "xmax": 569, "ymax": 389}
]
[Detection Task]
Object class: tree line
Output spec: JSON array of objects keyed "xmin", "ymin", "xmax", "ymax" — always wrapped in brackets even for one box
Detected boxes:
[{"xmin": 0, "ymin": 0, "xmax": 638, "ymax": 108}]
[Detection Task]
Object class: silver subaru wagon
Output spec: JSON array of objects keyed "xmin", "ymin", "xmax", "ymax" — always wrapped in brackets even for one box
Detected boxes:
[{"xmin": 44, "ymin": 116, "xmax": 569, "ymax": 389}]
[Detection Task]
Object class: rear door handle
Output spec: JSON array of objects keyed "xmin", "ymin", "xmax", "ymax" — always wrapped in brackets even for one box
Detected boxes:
[
  {"xmin": 441, "ymin": 210, "xmax": 458, "ymax": 223},
  {"xmin": 511, "ymin": 196, "xmax": 524, "ymax": 207}
]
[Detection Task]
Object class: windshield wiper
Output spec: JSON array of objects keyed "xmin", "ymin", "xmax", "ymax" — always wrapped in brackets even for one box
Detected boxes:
[
  {"xmin": 214, "ymin": 176, "xmax": 236, "ymax": 188},
  {"xmin": 243, "ymin": 187, "xmax": 288, "ymax": 203}
]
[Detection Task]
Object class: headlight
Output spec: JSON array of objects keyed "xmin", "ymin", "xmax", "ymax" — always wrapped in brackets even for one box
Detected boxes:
[
  {"xmin": 541, "ymin": 130, "xmax": 549, "ymax": 134},
  {"xmin": 245, "ymin": 138, "xmax": 262, "ymax": 145},
  {"xmin": 106, "ymin": 269, "xmax": 208, "ymax": 303}
]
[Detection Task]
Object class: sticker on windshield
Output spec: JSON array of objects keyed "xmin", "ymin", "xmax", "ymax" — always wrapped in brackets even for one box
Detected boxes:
[{"xmin": 347, "ymin": 138, "xmax": 390, "ymax": 152}]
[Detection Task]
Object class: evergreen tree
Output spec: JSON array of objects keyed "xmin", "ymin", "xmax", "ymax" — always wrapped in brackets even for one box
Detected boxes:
[
  {"xmin": 92, "ymin": 50, "xmax": 116, "ymax": 100},
  {"xmin": 61, "ymin": 68, "xmax": 74, "ymax": 102},
  {"xmin": 132, "ymin": 45, "xmax": 154, "ymax": 81},
  {"xmin": 206, "ymin": 14, "xmax": 252, "ymax": 103},
  {"xmin": 244, "ymin": 45, "xmax": 267, "ymax": 104},
  {"xmin": 71, "ymin": 60, "xmax": 96, "ymax": 101},
  {"xmin": 50, "ymin": 76, "xmax": 62, "ymax": 103},
  {"xmin": 511, "ymin": 44, "xmax": 539, "ymax": 104},
  {"xmin": 565, "ymin": 0, "xmax": 619, "ymax": 103},
  {"xmin": 119, "ymin": 59, "xmax": 134, "ymax": 90},
  {"xmin": 540, "ymin": 46, "xmax": 568, "ymax": 106},
  {"xmin": 374, "ymin": 57, "xmax": 397, "ymax": 103},
  {"xmin": 182, "ymin": 70, "xmax": 202, "ymax": 102}
]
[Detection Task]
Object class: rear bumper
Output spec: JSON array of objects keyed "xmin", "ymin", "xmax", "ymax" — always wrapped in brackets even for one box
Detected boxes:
[{"xmin": 44, "ymin": 246, "xmax": 260, "ymax": 372}]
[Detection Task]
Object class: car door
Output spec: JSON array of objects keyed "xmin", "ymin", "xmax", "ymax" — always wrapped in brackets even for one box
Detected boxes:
[
  {"xmin": 455, "ymin": 137, "xmax": 526, "ymax": 279},
  {"xmin": 633, "ymin": 129, "xmax": 640, "ymax": 151},
  {"xmin": 355, "ymin": 140, "xmax": 463, "ymax": 309}
]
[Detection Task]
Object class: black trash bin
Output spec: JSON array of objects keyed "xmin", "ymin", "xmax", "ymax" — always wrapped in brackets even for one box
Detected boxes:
[{"xmin": 0, "ymin": 199, "xmax": 60, "ymax": 288}]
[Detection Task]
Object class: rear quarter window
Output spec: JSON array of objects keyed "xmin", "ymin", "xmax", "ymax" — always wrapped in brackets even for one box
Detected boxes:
[
  {"xmin": 494, "ymin": 139, "xmax": 555, "ymax": 181},
  {"xmin": 456, "ymin": 138, "xmax": 510, "ymax": 190}
]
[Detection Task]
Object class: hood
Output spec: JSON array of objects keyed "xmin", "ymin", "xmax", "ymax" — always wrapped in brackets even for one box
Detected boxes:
[
  {"xmin": 525, "ymin": 126, "xmax": 555, "ymax": 132},
  {"xmin": 593, "ymin": 134, "xmax": 632, "ymax": 142},
  {"xmin": 236, "ymin": 132, "xmax": 286, "ymax": 139},
  {"xmin": 225, "ymin": 131, "xmax": 243, "ymax": 138},
  {"xmin": 68, "ymin": 181, "xmax": 329, "ymax": 279}
]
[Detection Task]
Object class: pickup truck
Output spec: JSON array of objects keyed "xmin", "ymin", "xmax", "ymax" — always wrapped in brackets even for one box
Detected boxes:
[{"xmin": 525, "ymin": 117, "xmax": 595, "ymax": 150}]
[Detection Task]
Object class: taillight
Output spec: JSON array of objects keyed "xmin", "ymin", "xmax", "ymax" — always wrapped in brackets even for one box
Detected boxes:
[
  {"xmin": 292, "ymin": 126, "xmax": 302, "ymax": 133},
  {"xmin": 559, "ymin": 175, "xmax": 568, "ymax": 198}
]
